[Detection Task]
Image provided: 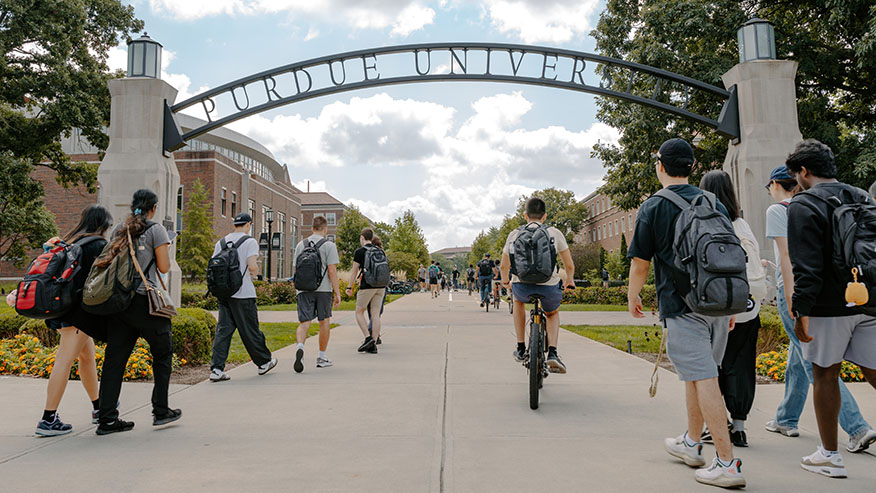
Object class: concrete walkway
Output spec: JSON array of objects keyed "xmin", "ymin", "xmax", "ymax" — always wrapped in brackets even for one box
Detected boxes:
[{"xmin": 1, "ymin": 292, "xmax": 874, "ymax": 492}]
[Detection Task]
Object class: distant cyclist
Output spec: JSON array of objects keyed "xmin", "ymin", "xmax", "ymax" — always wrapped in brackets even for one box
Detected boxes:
[
  {"xmin": 501, "ymin": 197, "xmax": 575, "ymax": 373},
  {"xmin": 493, "ymin": 260, "xmax": 504, "ymax": 303},
  {"xmin": 477, "ymin": 253, "xmax": 495, "ymax": 307},
  {"xmin": 451, "ymin": 266, "xmax": 460, "ymax": 291},
  {"xmin": 466, "ymin": 264, "xmax": 476, "ymax": 292},
  {"xmin": 428, "ymin": 261, "xmax": 440, "ymax": 298}
]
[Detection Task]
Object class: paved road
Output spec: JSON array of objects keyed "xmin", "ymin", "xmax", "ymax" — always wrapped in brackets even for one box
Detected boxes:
[{"xmin": 1, "ymin": 292, "xmax": 874, "ymax": 492}]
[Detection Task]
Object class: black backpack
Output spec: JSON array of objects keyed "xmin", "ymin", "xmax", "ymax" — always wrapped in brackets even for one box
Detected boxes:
[
  {"xmin": 363, "ymin": 245, "xmax": 391, "ymax": 288},
  {"xmin": 656, "ymin": 189, "xmax": 749, "ymax": 316},
  {"xmin": 294, "ymin": 238, "xmax": 328, "ymax": 292},
  {"xmin": 15, "ymin": 236, "xmax": 102, "ymax": 319},
  {"xmin": 509, "ymin": 223, "xmax": 557, "ymax": 284},
  {"xmin": 804, "ymin": 185, "xmax": 876, "ymax": 315},
  {"xmin": 207, "ymin": 235, "xmax": 252, "ymax": 300},
  {"xmin": 478, "ymin": 259, "xmax": 493, "ymax": 276}
]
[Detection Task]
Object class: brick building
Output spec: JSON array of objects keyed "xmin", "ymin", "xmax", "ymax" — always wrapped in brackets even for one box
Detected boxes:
[
  {"xmin": 431, "ymin": 246, "xmax": 471, "ymax": 261},
  {"xmin": 296, "ymin": 191, "xmax": 353, "ymax": 243},
  {"xmin": 577, "ymin": 190, "xmax": 639, "ymax": 254}
]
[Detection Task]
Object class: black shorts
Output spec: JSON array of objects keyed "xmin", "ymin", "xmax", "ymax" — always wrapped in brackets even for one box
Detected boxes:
[
  {"xmin": 429, "ymin": 277, "xmax": 438, "ymax": 284},
  {"xmin": 419, "ymin": 277, "xmax": 425, "ymax": 283},
  {"xmin": 297, "ymin": 291, "xmax": 333, "ymax": 322}
]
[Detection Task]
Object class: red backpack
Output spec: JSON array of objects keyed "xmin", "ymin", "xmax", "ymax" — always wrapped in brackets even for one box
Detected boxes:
[{"xmin": 15, "ymin": 237, "xmax": 101, "ymax": 319}]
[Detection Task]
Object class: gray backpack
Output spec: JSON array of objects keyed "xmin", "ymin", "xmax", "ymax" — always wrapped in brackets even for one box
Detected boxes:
[
  {"xmin": 362, "ymin": 245, "xmax": 391, "ymax": 288},
  {"xmin": 510, "ymin": 222, "xmax": 557, "ymax": 284},
  {"xmin": 656, "ymin": 189, "xmax": 749, "ymax": 316}
]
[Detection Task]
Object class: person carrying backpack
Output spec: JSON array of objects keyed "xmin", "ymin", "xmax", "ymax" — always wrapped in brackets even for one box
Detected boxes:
[
  {"xmin": 93, "ymin": 189, "xmax": 181, "ymax": 435},
  {"xmin": 348, "ymin": 228, "xmax": 390, "ymax": 354},
  {"xmin": 292, "ymin": 215, "xmax": 341, "ymax": 373},
  {"xmin": 21, "ymin": 205, "xmax": 112, "ymax": 436},
  {"xmin": 207, "ymin": 213, "xmax": 277, "ymax": 382},
  {"xmin": 699, "ymin": 170, "xmax": 766, "ymax": 448},
  {"xmin": 785, "ymin": 139, "xmax": 876, "ymax": 478},
  {"xmin": 627, "ymin": 138, "xmax": 745, "ymax": 488},
  {"xmin": 428, "ymin": 261, "xmax": 440, "ymax": 298},
  {"xmin": 477, "ymin": 253, "xmax": 495, "ymax": 307}
]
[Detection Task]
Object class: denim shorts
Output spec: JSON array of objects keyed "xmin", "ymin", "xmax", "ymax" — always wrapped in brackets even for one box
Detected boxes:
[
  {"xmin": 511, "ymin": 281, "xmax": 563, "ymax": 312},
  {"xmin": 46, "ymin": 318, "xmax": 73, "ymax": 330}
]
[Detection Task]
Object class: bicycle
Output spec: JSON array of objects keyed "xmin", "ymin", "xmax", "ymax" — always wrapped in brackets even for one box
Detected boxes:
[
  {"xmin": 492, "ymin": 282, "xmax": 502, "ymax": 310},
  {"xmin": 523, "ymin": 295, "xmax": 549, "ymax": 410},
  {"xmin": 467, "ymin": 279, "xmax": 474, "ymax": 296}
]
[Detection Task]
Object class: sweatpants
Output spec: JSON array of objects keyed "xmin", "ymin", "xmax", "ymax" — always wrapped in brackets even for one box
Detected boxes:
[
  {"xmin": 211, "ymin": 298, "xmax": 271, "ymax": 371},
  {"xmin": 718, "ymin": 315, "xmax": 760, "ymax": 421},
  {"xmin": 99, "ymin": 295, "xmax": 173, "ymax": 423}
]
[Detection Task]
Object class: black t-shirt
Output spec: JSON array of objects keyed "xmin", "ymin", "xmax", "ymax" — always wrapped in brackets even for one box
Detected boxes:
[
  {"xmin": 627, "ymin": 184, "xmax": 729, "ymax": 320},
  {"xmin": 353, "ymin": 245, "xmax": 377, "ymax": 290},
  {"xmin": 452, "ymin": 269, "xmax": 459, "ymax": 280},
  {"xmin": 73, "ymin": 236, "xmax": 108, "ymax": 291}
]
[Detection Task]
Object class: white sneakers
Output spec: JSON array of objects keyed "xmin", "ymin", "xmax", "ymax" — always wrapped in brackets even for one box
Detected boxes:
[
  {"xmin": 695, "ymin": 457, "xmax": 746, "ymax": 488},
  {"xmin": 316, "ymin": 357, "xmax": 333, "ymax": 368},
  {"xmin": 664, "ymin": 433, "xmax": 706, "ymax": 467},
  {"xmin": 258, "ymin": 358, "xmax": 278, "ymax": 375},
  {"xmin": 801, "ymin": 448, "xmax": 847, "ymax": 478},
  {"xmin": 209, "ymin": 368, "xmax": 230, "ymax": 382},
  {"xmin": 765, "ymin": 419, "xmax": 800, "ymax": 437},
  {"xmin": 847, "ymin": 428, "xmax": 876, "ymax": 453}
]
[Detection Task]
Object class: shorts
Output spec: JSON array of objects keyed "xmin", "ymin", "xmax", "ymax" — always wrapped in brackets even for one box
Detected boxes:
[
  {"xmin": 419, "ymin": 277, "xmax": 425, "ymax": 283},
  {"xmin": 511, "ymin": 282, "xmax": 563, "ymax": 312},
  {"xmin": 356, "ymin": 288, "xmax": 384, "ymax": 311},
  {"xmin": 429, "ymin": 277, "xmax": 437, "ymax": 285},
  {"xmin": 664, "ymin": 312, "xmax": 730, "ymax": 382},
  {"xmin": 46, "ymin": 318, "xmax": 73, "ymax": 330},
  {"xmin": 297, "ymin": 291, "xmax": 333, "ymax": 322},
  {"xmin": 802, "ymin": 314, "xmax": 876, "ymax": 369}
]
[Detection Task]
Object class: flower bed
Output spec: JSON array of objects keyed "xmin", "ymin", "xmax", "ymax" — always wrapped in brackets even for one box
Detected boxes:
[{"xmin": 756, "ymin": 348, "xmax": 864, "ymax": 383}]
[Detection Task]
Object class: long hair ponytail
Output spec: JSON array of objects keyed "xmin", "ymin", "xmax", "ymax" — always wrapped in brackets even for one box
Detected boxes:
[
  {"xmin": 94, "ymin": 189, "xmax": 158, "ymax": 268},
  {"xmin": 64, "ymin": 204, "xmax": 113, "ymax": 244}
]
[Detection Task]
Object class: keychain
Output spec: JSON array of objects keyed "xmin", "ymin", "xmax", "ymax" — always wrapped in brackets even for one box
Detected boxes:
[{"xmin": 845, "ymin": 267, "xmax": 869, "ymax": 307}]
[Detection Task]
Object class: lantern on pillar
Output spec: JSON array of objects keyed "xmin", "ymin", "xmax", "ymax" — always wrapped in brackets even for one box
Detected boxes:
[
  {"xmin": 127, "ymin": 33, "xmax": 162, "ymax": 78},
  {"xmin": 737, "ymin": 18, "xmax": 776, "ymax": 63}
]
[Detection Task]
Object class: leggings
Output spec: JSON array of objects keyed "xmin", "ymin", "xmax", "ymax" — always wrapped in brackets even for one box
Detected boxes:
[{"xmin": 718, "ymin": 316, "xmax": 760, "ymax": 421}]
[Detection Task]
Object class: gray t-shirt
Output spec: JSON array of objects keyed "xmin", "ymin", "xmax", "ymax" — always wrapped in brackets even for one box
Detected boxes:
[
  {"xmin": 114, "ymin": 222, "xmax": 171, "ymax": 295},
  {"xmin": 765, "ymin": 202, "xmax": 788, "ymax": 288},
  {"xmin": 418, "ymin": 267, "xmax": 426, "ymax": 279},
  {"xmin": 293, "ymin": 234, "xmax": 339, "ymax": 293},
  {"xmin": 213, "ymin": 233, "xmax": 259, "ymax": 299}
]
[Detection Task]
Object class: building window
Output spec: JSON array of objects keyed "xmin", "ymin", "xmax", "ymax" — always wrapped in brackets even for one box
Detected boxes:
[
  {"xmin": 231, "ymin": 192, "xmax": 237, "ymax": 217},
  {"xmin": 261, "ymin": 206, "xmax": 270, "ymax": 233},
  {"xmin": 615, "ymin": 220, "xmax": 619, "ymax": 236},
  {"xmin": 621, "ymin": 217, "xmax": 625, "ymax": 232},
  {"xmin": 291, "ymin": 217, "xmax": 298, "ymax": 246},
  {"xmin": 629, "ymin": 214, "xmax": 633, "ymax": 228},
  {"xmin": 221, "ymin": 188, "xmax": 227, "ymax": 217},
  {"xmin": 597, "ymin": 228, "xmax": 601, "ymax": 241},
  {"xmin": 326, "ymin": 212, "xmax": 336, "ymax": 226},
  {"xmin": 278, "ymin": 212, "xmax": 286, "ymax": 277},
  {"xmin": 248, "ymin": 200, "xmax": 256, "ymax": 236},
  {"xmin": 176, "ymin": 186, "xmax": 183, "ymax": 231}
]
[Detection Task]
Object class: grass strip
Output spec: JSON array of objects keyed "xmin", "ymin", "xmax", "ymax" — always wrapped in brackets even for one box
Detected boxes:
[
  {"xmin": 259, "ymin": 293, "xmax": 403, "ymax": 311},
  {"xmin": 227, "ymin": 322, "xmax": 338, "ymax": 363},
  {"xmin": 562, "ymin": 324, "xmax": 664, "ymax": 353}
]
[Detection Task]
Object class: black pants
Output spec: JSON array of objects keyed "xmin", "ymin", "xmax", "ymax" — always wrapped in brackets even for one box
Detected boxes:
[
  {"xmin": 211, "ymin": 298, "xmax": 271, "ymax": 370},
  {"xmin": 718, "ymin": 315, "xmax": 760, "ymax": 421},
  {"xmin": 99, "ymin": 295, "xmax": 173, "ymax": 422}
]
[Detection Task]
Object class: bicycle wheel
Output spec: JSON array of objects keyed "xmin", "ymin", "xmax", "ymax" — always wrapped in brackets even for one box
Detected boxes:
[
  {"xmin": 508, "ymin": 300, "xmax": 513, "ymax": 314},
  {"xmin": 529, "ymin": 320, "xmax": 541, "ymax": 409}
]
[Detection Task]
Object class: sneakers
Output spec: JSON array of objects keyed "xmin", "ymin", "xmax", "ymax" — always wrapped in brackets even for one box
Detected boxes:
[
  {"xmin": 847, "ymin": 428, "xmax": 876, "ymax": 453},
  {"xmin": 294, "ymin": 347, "xmax": 304, "ymax": 373},
  {"xmin": 376, "ymin": 337, "xmax": 382, "ymax": 345},
  {"xmin": 316, "ymin": 357, "xmax": 333, "ymax": 368},
  {"xmin": 695, "ymin": 456, "xmax": 746, "ymax": 488},
  {"xmin": 258, "ymin": 358, "xmax": 278, "ymax": 375},
  {"xmin": 702, "ymin": 422, "xmax": 731, "ymax": 444},
  {"xmin": 765, "ymin": 419, "xmax": 799, "ymax": 437},
  {"xmin": 210, "ymin": 368, "xmax": 231, "ymax": 382},
  {"xmin": 365, "ymin": 341, "xmax": 378, "ymax": 354},
  {"xmin": 35, "ymin": 414, "xmax": 73, "ymax": 437},
  {"xmin": 95, "ymin": 419, "xmax": 135, "ymax": 436},
  {"xmin": 153, "ymin": 408, "xmax": 182, "ymax": 426},
  {"xmin": 92, "ymin": 401, "xmax": 121, "ymax": 424},
  {"xmin": 546, "ymin": 353, "xmax": 566, "ymax": 374},
  {"xmin": 357, "ymin": 338, "xmax": 374, "ymax": 352},
  {"xmin": 664, "ymin": 433, "xmax": 706, "ymax": 467},
  {"xmin": 801, "ymin": 448, "xmax": 847, "ymax": 478},
  {"xmin": 730, "ymin": 430, "xmax": 748, "ymax": 448},
  {"xmin": 512, "ymin": 347, "xmax": 526, "ymax": 362}
]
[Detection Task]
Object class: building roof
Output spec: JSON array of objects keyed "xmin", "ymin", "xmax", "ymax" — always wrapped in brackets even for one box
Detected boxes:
[
  {"xmin": 432, "ymin": 246, "xmax": 472, "ymax": 256},
  {"xmin": 297, "ymin": 191, "xmax": 348, "ymax": 207}
]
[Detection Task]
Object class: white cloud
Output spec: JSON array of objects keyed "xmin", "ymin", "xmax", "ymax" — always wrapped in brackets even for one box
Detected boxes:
[
  {"xmin": 303, "ymin": 27, "xmax": 320, "ymax": 41},
  {"xmin": 483, "ymin": 0, "xmax": 599, "ymax": 43},
  {"xmin": 391, "ymin": 4, "xmax": 436, "ymax": 36}
]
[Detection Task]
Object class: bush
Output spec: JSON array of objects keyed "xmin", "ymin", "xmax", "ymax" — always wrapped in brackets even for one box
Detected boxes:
[
  {"xmin": 0, "ymin": 312, "xmax": 26, "ymax": 339},
  {"xmin": 561, "ymin": 285, "xmax": 656, "ymax": 308},
  {"xmin": 18, "ymin": 319, "xmax": 59, "ymax": 346},
  {"xmin": 271, "ymin": 282, "xmax": 297, "ymax": 304},
  {"xmin": 757, "ymin": 304, "xmax": 788, "ymax": 354},
  {"xmin": 181, "ymin": 284, "xmax": 219, "ymax": 310},
  {"xmin": 339, "ymin": 278, "xmax": 359, "ymax": 301},
  {"xmin": 171, "ymin": 308, "xmax": 215, "ymax": 364}
]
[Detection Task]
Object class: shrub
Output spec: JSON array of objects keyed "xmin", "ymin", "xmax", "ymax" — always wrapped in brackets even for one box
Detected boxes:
[
  {"xmin": 0, "ymin": 312, "xmax": 26, "ymax": 339},
  {"xmin": 339, "ymin": 279, "xmax": 359, "ymax": 301},
  {"xmin": 270, "ymin": 282, "xmax": 296, "ymax": 304},
  {"xmin": 19, "ymin": 319, "xmax": 59, "ymax": 346},
  {"xmin": 181, "ymin": 284, "xmax": 218, "ymax": 310},
  {"xmin": 757, "ymin": 304, "xmax": 788, "ymax": 354},
  {"xmin": 171, "ymin": 308, "xmax": 215, "ymax": 364}
]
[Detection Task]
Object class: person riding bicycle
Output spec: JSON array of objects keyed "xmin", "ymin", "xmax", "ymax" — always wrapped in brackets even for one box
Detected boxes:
[
  {"xmin": 466, "ymin": 264, "xmax": 476, "ymax": 291},
  {"xmin": 476, "ymin": 253, "xmax": 495, "ymax": 307},
  {"xmin": 501, "ymin": 197, "xmax": 575, "ymax": 373},
  {"xmin": 451, "ymin": 266, "xmax": 460, "ymax": 291},
  {"xmin": 493, "ymin": 261, "xmax": 504, "ymax": 304}
]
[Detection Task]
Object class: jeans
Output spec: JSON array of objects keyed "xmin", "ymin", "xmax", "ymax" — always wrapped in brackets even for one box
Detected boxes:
[
  {"xmin": 479, "ymin": 276, "xmax": 493, "ymax": 303},
  {"xmin": 774, "ymin": 295, "xmax": 870, "ymax": 436}
]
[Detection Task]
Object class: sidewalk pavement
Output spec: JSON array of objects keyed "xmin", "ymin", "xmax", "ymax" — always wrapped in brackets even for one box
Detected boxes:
[{"xmin": 1, "ymin": 291, "xmax": 874, "ymax": 492}]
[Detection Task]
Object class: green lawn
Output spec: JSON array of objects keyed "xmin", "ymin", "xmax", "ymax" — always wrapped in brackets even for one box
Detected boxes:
[
  {"xmin": 227, "ymin": 322, "xmax": 338, "ymax": 363},
  {"xmin": 562, "ymin": 325, "xmax": 664, "ymax": 353},
  {"xmin": 559, "ymin": 303, "xmax": 629, "ymax": 312},
  {"xmin": 259, "ymin": 293, "xmax": 403, "ymax": 311}
]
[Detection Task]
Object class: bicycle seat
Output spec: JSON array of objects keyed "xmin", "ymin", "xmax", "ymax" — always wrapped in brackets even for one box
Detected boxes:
[{"xmin": 527, "ymin": 294, "xmax": 546, "ymax": 301}]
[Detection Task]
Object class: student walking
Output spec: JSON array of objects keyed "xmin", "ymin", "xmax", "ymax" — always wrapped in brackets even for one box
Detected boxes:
[
  {"xmin": 95, "ymin": 189, "xmax": 181, "ymax": 435},
  {"xmin": 367, "ymin": 235, "xmax": 387, "ymax": 345},
  {"xmin": 428, "ymin": 261, "xmax": 439, "ymax": 298},
  {"xmin": 477, "ymin": 253, "xmax": 495, "ymax": 307},
  {"xmin": 292, "ymin": 216, "xmax": 341, "ymax": 372},
  {"xmin": 700, "ymin": 170, "xmax": 766, "ymax": 448},
  {"xmin": 348, "ymin": 228, "xmax": 390, "ymax": 354},
  {"xmin": 32, "ymin": 205, "xmax": 111, "ymax": 436},
  {"xmin": 207, "ymin": 213, "xmax": 277, "ymax": 382},
  {"xmin": 784, "ymin": 140, "xmax": 876, "ymax": 478},
  {"xmin": 763, "ymin": 164, "xmax": 876, "ymax": 454},
  {"xmin": 418, "ymin": 264, "xmax": 427, "ymax": 292},
  {"xmin": 627, "ymin": 138, "xmax": 745, "ymax": 488}
]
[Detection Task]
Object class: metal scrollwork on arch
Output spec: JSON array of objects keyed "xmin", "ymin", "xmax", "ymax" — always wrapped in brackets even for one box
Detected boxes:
[{"xmin": 164, "ymin": 42, "xmax": 739, "ymax": 152}]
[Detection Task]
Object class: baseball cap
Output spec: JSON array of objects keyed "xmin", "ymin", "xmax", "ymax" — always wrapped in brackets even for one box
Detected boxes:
[
  {"xmin": 233, "ymin": 213, "xmax": 253, "ymax": 226},
  {"xmin": 656, "ymin": 138, "xmax": 695, "ymax": 169},
  {"xmin": 484, "ymin": 253, "xmax": 491, "ymax": 258},
  {"xmin": 766, "ymin": 165, "xmax": 793, "ymax": 187}
]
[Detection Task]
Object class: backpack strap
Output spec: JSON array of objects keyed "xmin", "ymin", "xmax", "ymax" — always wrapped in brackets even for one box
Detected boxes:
[
  {"xmin": 232, "ymin": 235, "xmax": 253, "ymax": 249},
  {"xmin": 74, "ymin": 235, "xmax": 104, "ymax": 248},
  {"xmin": 654, "ymin": 188, "xmax": 691, "ymax": 210}
]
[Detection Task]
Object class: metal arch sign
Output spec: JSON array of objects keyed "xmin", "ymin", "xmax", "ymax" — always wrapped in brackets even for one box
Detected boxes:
[{"xmin": 165, "ymin": 42, "xmax": 739, "ymax": 151}]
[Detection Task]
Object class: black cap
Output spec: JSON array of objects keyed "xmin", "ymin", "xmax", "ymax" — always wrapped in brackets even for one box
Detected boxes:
[
  {"xmin": 657, "ymin": 138, "xmax": 695, "ymax": 169},
  {"xmin": 233, "ymin": 213, "xmax": 252, "ymax": 226}
]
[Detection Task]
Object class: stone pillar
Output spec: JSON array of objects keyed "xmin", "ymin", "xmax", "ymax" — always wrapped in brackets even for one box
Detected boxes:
[
  {"xmin": 722, "ymin": 60, "xmax": 802, "ymax": 261},
  {"xmin": 98, "ymin": 77, "xmax": 182, "ymax": 306}
]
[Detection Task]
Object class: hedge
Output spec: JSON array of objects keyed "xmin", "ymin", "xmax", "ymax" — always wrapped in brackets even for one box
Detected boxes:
[
  {"xmin": 182, "ymin": 280, "xmax": 363, "ymax": 308},
  {"xmin": 562, "ymin": 285, "xmax": 657, "ymax": 307}
]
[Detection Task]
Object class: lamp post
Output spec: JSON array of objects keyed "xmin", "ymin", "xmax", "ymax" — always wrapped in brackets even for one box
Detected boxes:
[
  {"xmin": 737, "ymin": 18, "xmax": 776, "ymax": 63},
  {"xmin": 265, "ymin": 209, "xmax": 274, "ymax": 283},
  {"xmin": 127, "ymin": 33, "xmax": 163, "ymax": 78}
]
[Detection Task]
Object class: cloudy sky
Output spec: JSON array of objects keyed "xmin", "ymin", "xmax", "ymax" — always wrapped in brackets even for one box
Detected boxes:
[{"xmin": 115, "ymin": 0, "xmax": 619, "ymax": 250}]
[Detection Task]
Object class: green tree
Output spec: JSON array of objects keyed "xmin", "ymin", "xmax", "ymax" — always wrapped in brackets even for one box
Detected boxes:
[
  {"xmin": 387, "ymin": 249, "xmax": 419, "ymax": 279},
  {"xmin": 177, "ymin": 180, "xmax": 214, "ymax": 281},
  {"xmin": 599, "ymin": 246, "xmax": 607, "ymax": 271},
  {"xmin": 592, "ymin": 0, "xmax": 876, "ymax": 210},
  {"xmin": 619, "ymin": 233, "xmax": 630, "ymax": 278},
  {"xmin": 387, "ymin": 210, "xmax": 429, "ymax": 264},
  {"xmin": 469, "ymin": 229, "xmax": 496, "ymax": 265},
  {"xmin": 605, "ymin": 248, "xmax": 627, "ymax": 281},
  {"xmin": 335, "ymin": 206, "xmax": 371, "ymax": 269},
  {"xmin": 0, "ymin": 153, "xmax": 57, "ymax": 264},
  {"xmin": 568, "ymin": 241, "xmax": 601, "ymax": 279},
  {"xmin": 0, "ymin": 1, "xmax": 142, "ymax": 259},
  {"xmin": 372, "ymin": 221, "xmax": 394, "ymax": 247},
  {"xmin": 515, "ymin": 188, "xmax": 589, "ymax": 243}
]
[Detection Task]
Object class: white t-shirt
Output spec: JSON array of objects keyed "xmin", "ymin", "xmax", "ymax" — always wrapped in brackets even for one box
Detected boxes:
[
  {"xmin": 732, "ymin": 218, "xmax": 761, "ymax": 323},
  {"xmin": 293, "ymin": 234, "xmax": 340, "ymax": 293},
  {"xmin": 502, "ymin": 223, "xmax": 569, "ymax": 286},
  {"xmin": 213, "ymin": 232, "xmax": 259, "ymax": 299}
]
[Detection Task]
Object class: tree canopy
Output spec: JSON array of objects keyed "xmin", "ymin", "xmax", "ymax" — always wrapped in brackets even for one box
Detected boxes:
[
  {"xmin": 387, "ymin": 210, "xmax": 429, "ymax": 264},
  {"xmin": 177, "ymin": 180, "xmax": 214, "ymax": 280},
  {"xmin": 592, "ymin": 0, "xmax": 876, "ymax": 210},
  {"xmin": 335, "ymin": 206, "xmax": 371, "ymax": 269}
]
